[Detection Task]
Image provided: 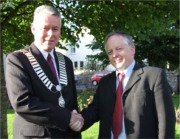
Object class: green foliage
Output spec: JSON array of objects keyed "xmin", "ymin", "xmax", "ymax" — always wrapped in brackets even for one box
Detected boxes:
[
  {"xmin": 77, "ymin": 89, "xmax": 95, "ymax": 111},
  {"xmin": 135, "ymin": 34, "xmax": 179, "ymax": 69},
  {"xmin": 77, "ymin": 1, "xmax": 179, "ymax": 70},
  {"xmin": 2, "ymin": 0, "xmax": 179, "ymax": 69}
]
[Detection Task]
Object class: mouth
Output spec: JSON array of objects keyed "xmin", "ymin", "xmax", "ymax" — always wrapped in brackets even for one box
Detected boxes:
[
  {"xmin": 45, "ymin": 40, "xmax": 55, "ymax": 44},
  {"xmin": 47, "ymin": 39, "xmax": 54, "ymax": 42},
  {"xmin": 114, "ymin": 59, "xmax": 123, "ymax": 63}
]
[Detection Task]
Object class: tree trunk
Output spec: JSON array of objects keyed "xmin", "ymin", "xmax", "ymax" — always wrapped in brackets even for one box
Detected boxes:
[{"xmin": 0, "ymin": 34, "xmax": 8, "ymax": 138}]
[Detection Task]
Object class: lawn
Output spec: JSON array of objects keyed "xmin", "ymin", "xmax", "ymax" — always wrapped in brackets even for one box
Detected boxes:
[
  {"xmin": 7, "ymin": 108, "xmax": 99, "ymax": 139},
  {"xmin": 7, "ymin": 94, "xmax": 180, "ymax": 139}
]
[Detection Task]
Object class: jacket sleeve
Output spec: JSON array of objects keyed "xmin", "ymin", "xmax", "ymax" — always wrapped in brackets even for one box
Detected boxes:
[{"xmin": 154, "ymin": 69, "xmax": 175, "ymax": 138}]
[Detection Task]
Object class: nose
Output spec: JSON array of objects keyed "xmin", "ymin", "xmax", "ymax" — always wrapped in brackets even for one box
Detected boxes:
[
  {"xmin": 47, "ymin": 29, "xmax": 53, "ymax": 36},
  {"xmin": 112, "ymin": 50, "xmax": 118, "ymax": 58}
]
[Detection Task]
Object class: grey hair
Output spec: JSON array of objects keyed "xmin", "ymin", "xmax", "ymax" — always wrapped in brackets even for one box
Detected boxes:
[
  {"xmin": 104, "ymin": 31, "xmax": 134, "ymax": 47},
  {"xmin": 33, "ymin": 5, "xmax": 61, "ymax": 19}
]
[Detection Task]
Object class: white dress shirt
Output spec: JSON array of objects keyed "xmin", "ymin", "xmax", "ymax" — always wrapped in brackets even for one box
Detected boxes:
[
  {"xmin": 111, "ymin": 60, "xmax": 135, "ymax": 139},
  {"xmin": 35, "ymin": 43, "xmax": 59, "ymax": 80}
]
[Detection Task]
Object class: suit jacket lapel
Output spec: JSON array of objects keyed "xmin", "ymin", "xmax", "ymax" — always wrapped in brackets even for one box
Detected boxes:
[
  {"xmin": 124, "ymin": 63, "xmax": 143, "ymax": 93},
  {"xmin": 107, "ymin": 71, "xmax": 116, "ymax": 98},
  {"xmin": 111, "ymin": 72, "xmax": 117, "ymax": 95}
]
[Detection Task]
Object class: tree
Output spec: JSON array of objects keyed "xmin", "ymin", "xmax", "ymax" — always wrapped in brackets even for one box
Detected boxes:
[
  {"xmin": 0, "ymin": 29, "xmax": 8, "ymax": 139},
  {"xmin": 135, "ymin": 34, "xmax": 179, "ymax": 69},
  {"xmin": 75, "ymin": 0, "xmax": 179, "ymax": 70},
  {"xmin": 2, "ymin": 1, "xmax": 179, "ymax": 70}
]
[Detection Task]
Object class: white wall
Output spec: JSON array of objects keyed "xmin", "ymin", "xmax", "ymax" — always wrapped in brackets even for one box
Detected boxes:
[
  {"xmin": 57, "ymin": 31, "xmax": 102, "ymax": 72},
  {"xmin": 66, "ymin": 33, "xmax": 94, "ymax": 60}
]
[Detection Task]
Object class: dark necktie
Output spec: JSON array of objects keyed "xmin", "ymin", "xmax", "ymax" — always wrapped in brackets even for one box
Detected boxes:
[
  {"xmin": 47, "ymin": 54, "xmax": 57, "ymax": 80},
  {"xmin": 112, "ymin": 73, "xmax": 125, "ymax": 139}
]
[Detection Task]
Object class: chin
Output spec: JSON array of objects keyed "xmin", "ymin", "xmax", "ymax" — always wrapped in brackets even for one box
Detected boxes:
[
  {"xmin": 44, "ymin": 45, "xmax": 55, "ymax": 50},
  {"xmin": 116, "ymin": 65, "xmax": 124, "ymax": 71}
]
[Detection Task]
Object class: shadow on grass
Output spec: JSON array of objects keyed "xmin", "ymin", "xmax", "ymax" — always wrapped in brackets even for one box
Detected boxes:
[{"xmin": 7, "ymin": 108, "xmax": 14, "ymax": 114}]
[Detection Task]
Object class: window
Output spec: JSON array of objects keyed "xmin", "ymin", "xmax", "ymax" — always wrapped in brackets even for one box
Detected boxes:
[
  {"xmin": 80, "ymin": 61, "xmax": 84, "ymax": 69},
  {"xmin": 70, "ymin": 46, "xmax": 76, "ymax": 54},
  {"xmin": 74, "ymin": 61, "xmax": 78, "ymax": 69}
]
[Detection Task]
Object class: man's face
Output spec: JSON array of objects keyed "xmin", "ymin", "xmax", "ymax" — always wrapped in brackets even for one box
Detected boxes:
[
  {"xmin": 105, "ymin": 35, "xmax": 135, "ymax": 71},
  {"xmin": 31, "ymin": 13, "xmax": 61, "ymax": 52}
]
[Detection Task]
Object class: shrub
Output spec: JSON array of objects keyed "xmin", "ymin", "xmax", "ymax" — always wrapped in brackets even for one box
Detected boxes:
[{"xmin": 77, "ymin": 89, "xmax": 95, "ymax": 111}]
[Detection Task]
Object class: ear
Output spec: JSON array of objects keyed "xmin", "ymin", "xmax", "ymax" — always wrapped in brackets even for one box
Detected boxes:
[
  {"xmin": 131, "ymin": 46, "xmax": 136, "ymax": 56},
  {"xmin": 31, "ymin": 23, "xmax": 35, "ymax": 35}
]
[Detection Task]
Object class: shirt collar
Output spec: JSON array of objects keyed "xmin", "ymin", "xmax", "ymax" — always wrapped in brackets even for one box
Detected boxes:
[{"xmin": 34, "ymin": 42, "xmax": 55, "ymax": 60}]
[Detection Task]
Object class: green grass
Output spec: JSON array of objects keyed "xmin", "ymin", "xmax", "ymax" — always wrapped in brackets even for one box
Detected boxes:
[
  {"xmin": 7, "ymin": 94, "xmax": 180, "ymax": 139},
  {"xmin": 7, "ymin": 109, "xmax": 14, "ymax": 139},
  {"xmin": 176, "ymin": 124, "xmax": 180, "ymax": 138},
  {"xmin": 82, "ymin": 122, "xmax": 99, "ymax": 139},
  {"xmin": 173, "ymin": 93, "xmax": 180, "ymax": 109},
  {"xmin": 7, "ymin": 108, "xmax": 99, "ymax": 139},
  {"xmin": 173, "ymin": 93, "xmax": 180, "ymax": 138}
]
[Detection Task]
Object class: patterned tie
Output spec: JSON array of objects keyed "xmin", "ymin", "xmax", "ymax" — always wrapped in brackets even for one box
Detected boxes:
[
  {"xmin": 47, "ymin": 54, "xmax": 57, "ymax": 80},
  {"xmin": 112, "ymin": 73, "xmax": 125, "ymax": 139}
]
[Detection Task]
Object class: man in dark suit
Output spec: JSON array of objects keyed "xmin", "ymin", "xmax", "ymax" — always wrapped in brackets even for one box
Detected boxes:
[
  {"xmin": 6, "ymin": 5, "xmax": 83, "ymax": 139},
  {"xmin": 74, "ymin": 31, "xmax": 176, "ymax": 138}
]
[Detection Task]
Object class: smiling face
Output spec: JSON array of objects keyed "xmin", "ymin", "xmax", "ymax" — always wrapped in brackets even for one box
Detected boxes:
[
  {"xmin": 105, "ymin": 35, "xmax": 135, "ymax": 72},
  {"xmin": 31, "ymin": 13, "xmax": 61, "ymax": 52}
]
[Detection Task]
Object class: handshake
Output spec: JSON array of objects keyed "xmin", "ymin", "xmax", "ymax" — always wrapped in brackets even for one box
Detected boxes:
[{"xmin": 69, "ymin": 110, "xmax": 84, "ymax": 132}]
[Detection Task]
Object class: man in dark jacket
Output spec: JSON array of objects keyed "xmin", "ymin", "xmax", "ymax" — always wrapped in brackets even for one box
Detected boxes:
[{"xmin": 6, "ymin": 5, "xmax": 83, "ymax": 139}]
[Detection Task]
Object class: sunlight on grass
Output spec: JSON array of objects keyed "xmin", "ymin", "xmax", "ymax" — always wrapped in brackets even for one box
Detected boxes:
[
  {"xmin": 176, "ymin": 123, "xmax": 180, "ymax": 138},
  {"xmin": 7, "ymin": 109, "xmax": 99, "ymax": 139},
  {"xmin": 82, "ymin": 122, "xmax": 99, "ymax": 139},
  {"xmin": 7, "ymin": 109, "xmax": 14, "ymax": 139},
  {"xmin": 7, "ymin": 94, "xmax": 180, "ymax": 138}
]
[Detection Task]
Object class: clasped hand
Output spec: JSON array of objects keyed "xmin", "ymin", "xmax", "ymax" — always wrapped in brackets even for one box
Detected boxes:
[{"xmin": 69, "ymin": 110, "xmax": 84, "ymax": 132}]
